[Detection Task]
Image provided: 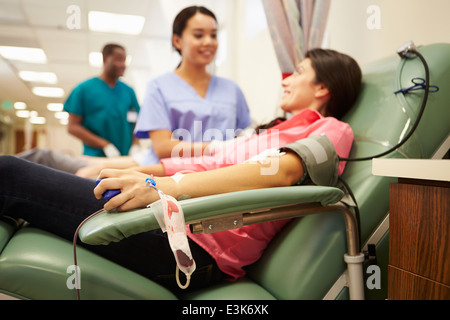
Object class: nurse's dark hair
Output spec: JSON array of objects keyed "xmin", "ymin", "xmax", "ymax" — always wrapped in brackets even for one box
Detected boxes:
[
  {"xmin": 172, "ymin": 6, "xmax": 217, "ymax": 55},
  {"xmin": 102, "ymin": 43, "xmax": 125, "ymax": 58},
  {"xmin": 256, "ymin": 49, "xmax": 362, "ymax": 133}
]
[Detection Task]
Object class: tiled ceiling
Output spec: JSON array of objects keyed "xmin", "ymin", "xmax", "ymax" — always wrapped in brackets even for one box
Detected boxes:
[{"xmin": 0, "ymin": 0, "xmax": 226, "ymax": 126}]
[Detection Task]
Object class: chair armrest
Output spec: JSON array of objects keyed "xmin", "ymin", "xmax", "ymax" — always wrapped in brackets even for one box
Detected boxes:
[{"xmin": 79, "ymin": 186, "xmax": 344, "ymax": 246}]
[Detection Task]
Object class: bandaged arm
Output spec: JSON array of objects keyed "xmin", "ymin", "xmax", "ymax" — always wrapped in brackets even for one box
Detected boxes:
[
  {"xmin": 169, "ymin": 151, "xmax": 304, "ymax": 201},
  {"xmin": 97, "ymin": 136, "xmax": 338, "ymax": 212},
  {"xmin": 161, "ymin": 135, "xmax": 339, "ymax": 200},
  {"xmin": 97, "ymin": 151, "xmax": 304, "ymax": 212}
]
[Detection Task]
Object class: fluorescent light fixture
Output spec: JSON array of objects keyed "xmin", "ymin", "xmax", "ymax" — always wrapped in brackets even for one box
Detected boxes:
[
  {"xmin": 30, "ymin": 117, "xmax": 46, "ymax": 125},
  {"xmin": 19, "ymin": 71, "xmax": 58, "ymax": 84},
  {"xmin": 14, "ymin": 102, "xmax": 27, "ymax": 110},
  {"xmin": 60, "ymin": 118, "xmax": 69, "ymax": 125},
  {"xmin": 32, "ymin": 87, "xmax": 65, "ymax": 98},
  {"xmin": 16, "ymin": 110, "xmax": 30, "ymax": 118},
  {"xmin": 0, "ymin": 46, "xmax": 47, "ymax": 64},
  {"xmin": 88, "ymin": 11, "xmax": 145, "ymax": 35},
  {"xmin": 47, "ymin": 103, "xmax": 64, "ymax": 112},
  {"xmin": 89, "ymin": 52, "xmax": 103, "ymax": 67},
  {"xmin": 19, "ymin": 110, "xmax": 46, "ymax": 124},
  {"xmin": 54, "ymin": 111, "xmax": 69, "ymax": 120},
  {"xmin": 89, "ymin": 51, "xmax": 133, "ymax": 67}
]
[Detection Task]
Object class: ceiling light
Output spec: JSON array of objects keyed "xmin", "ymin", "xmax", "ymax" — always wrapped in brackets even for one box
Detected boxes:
[
  {"xmin": 89, "ymin": 52, "xmax": 103, "ymax": 67},
  {"xmin": 0, "ymin": 46, "xmax": 47, "ymax": 64},
  {"xmin": 54, "ymin": 111, "xmax": 69, "ymax": 120},
  {"xmin": 14, "ymin": 102, "xmax": 27, "ymax": 110},
  {"xmin": 29, "ymin": 111, "xmax": 38, "ymax": 118},
  {"xmin": 32, "ymin": 87, "xmax": 65, "ymax": 98},
  {"xmin": 47, "ymin": 103, "xmax": 64, "ymax": 112},
  {"xmin": 19, "ymin": 71, "xmax": 58, "ymax": 84},
  {"xmin": 30, "ymin": 117, "xmax": 46, "ymax": 125},
  {"xmin": 16, "ymin": 110, "xmax": 30, "ymax": 118},
  {"xmin": 88, "ymin": 11, "xmax": 145, "ymax": 35}
]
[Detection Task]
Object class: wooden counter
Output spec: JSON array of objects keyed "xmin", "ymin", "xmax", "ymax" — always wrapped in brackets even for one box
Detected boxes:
[{"xmin": 373, "ymin": 159, "xmax": 450, "ymax": 300}]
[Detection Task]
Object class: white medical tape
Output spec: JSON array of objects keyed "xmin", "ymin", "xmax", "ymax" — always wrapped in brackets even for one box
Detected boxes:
[
  {"xmin": 245, "ymin": 148, "xmax": 286, "ymax": 164},
  {"xmin": 171, "ymin": 172, "xmax": 185, "ymax": 184}
]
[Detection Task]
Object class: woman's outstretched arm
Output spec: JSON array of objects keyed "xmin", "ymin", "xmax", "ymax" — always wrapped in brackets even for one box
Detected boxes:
[{"xmin": 95, "ymin": 151, "xmax": 304, "ymax": 212}]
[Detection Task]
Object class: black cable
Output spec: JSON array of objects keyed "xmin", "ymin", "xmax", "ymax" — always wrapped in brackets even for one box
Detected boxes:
[
  {"xmin": 338, "ymin": 176, "xmax": 361, "ymax": 249},
  {"xmin": 339, "ymin": 49, "xmax": 431, "ymax": 162},
  {"xmin": 337, "ymin": 49, "xmax": 431, "ymax": 252},
  {"xmin": 73, "ymin": 209, "xmax": 106, "ymax": 300}
]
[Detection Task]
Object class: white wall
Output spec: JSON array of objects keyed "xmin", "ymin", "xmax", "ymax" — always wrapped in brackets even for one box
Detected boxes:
[
  {"xmin": 327, "ymin": 0, "xmax": 450, "ymax": 66},
  {"xmin": 217, "ymin": 0, "xmax": 283, "ymax": 126},
  {"xmin": 43, "ymin": 125, "xmax": 82, "ymax": 156}
]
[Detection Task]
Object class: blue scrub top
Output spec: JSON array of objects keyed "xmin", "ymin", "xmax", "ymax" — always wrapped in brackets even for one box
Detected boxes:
[
  {"xmin": 64, "ymin": 77, "xmax": 140, "ymax": 157},
  {"xmin": 135, "ymin": 72, "xmax": 252, "ymax": 165}
]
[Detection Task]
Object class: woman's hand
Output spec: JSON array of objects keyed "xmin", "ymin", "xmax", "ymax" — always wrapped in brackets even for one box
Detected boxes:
[
  {"xmin": 76, "ymin": 165, "xmax": 104, "ymax": 179},
  {"xmin": 94, "ymin": 169, "xmax": 177, "ymax": 212}
]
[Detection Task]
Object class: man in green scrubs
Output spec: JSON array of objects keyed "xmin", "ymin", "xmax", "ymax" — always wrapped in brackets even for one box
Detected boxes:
[{"xmin": 64, "ymin": 43, "xmax": 140, "ymax": 157}]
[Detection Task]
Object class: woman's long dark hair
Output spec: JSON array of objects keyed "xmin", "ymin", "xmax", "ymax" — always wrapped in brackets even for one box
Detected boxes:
[
  {"xmin": 256, "ymin": 49, "xmax": 362, "ymax": 133},
  {"xmin": 307, "ymin": 49, "xmax": 362, "ymax": 120}
]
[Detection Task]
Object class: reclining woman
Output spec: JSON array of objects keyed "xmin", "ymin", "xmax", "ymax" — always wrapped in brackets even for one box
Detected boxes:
[{"xmin": 0, "ymin": 49, "xmax": 361, "ymax": 292}]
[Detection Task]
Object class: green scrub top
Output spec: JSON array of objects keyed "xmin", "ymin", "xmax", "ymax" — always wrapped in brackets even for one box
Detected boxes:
[{"xmin": 64, "ymin": 77, "xmax": 140, "ymax": 157}]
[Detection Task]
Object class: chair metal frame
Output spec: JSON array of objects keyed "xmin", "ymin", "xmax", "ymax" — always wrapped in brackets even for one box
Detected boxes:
[{"xmin": 187, "ymin": 200, "xmax": 365, "ymax": 300}]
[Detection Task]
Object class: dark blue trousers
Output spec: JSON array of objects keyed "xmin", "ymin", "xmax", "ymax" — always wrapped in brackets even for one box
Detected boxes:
[{"xmin": 0, "ymin": 155, "xmax": 223, "ymax": 292}]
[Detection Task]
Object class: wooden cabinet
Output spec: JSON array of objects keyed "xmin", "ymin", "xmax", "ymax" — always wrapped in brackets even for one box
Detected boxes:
[
  {"xmin": 388, "ymin": 179, "xmax": 449, "ymax": 300},
  {"xmin": 373, "ymin": 159, "xmax": 450, "ymax": 300}
]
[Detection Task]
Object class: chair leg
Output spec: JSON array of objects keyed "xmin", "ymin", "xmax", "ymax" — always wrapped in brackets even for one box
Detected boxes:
[
  {"xmin": 345, "ymin": 253, "xmax": 366, "ymax": 300},
  {"xmin": 336, "ymin": 203, "xmax": 365, "ymax": 300}
]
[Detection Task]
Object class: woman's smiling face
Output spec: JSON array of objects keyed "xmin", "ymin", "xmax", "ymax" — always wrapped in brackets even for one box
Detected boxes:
[{"xmin": 280, "ymin": 58, "xmax": 327, "ymax": 115}]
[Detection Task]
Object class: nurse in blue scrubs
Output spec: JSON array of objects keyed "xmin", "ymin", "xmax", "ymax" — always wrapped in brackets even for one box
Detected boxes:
[
  {"xmin": 64, "ymin": 43, "xmax": 140, "ymax": 158},
  {"xmin": 134, "ymin": 6, "xmax": 252, "ymax": 165}
]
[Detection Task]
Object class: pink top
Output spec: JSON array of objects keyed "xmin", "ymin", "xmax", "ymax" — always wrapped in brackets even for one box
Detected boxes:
[
  {"xmin": 163, "ymin": 109, "xmax": 354, "ymax": 279},
  {"xmin": 161, "ymin": 109, "xmax": 352, "ymax": 176}
]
